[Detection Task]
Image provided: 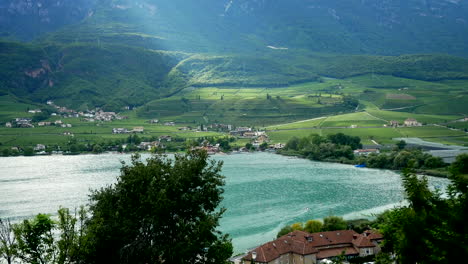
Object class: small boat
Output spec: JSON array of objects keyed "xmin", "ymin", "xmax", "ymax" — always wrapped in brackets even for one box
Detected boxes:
[{"xmin": 355, "ymin": 164, "xmax": 366, "ymax": 168}]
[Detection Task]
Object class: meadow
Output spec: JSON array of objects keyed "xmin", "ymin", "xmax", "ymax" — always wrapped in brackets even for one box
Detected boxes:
[{"xmin": 1, "ymin": 68, "xmax": 467, "ymax": 149}]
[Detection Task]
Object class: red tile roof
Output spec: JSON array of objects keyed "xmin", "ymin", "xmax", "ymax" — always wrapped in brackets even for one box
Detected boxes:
[
  {"xmin": 243, "ymin": 230, "xmax": 383, "ymax": 263},
  {"xmin": 243, "ymin": 231, "xmax": 318, "ymax": 263},
  {"xmin": 365, "ymin": 230, "xmax": 384, "ymax": 241},
  {"xmin": 316, "ymin": 246, "xmax": 358, "ymax": 259},
  {"xmin": 352, "ymin": 235, "xmax": 375, "ymax": 248}
]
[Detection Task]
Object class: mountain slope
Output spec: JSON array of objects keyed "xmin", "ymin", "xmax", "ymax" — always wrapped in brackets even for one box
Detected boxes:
[
  {"xmin": 12, "ymin": 0, "xmax": 468, "ymax": 56},
  {"xmin": 0, "ymin": 0, "xmax": 97, "ymax": 40},
  {"xmin": 0, "ymin": 41, "xmax": 188, "ymax": 110}
]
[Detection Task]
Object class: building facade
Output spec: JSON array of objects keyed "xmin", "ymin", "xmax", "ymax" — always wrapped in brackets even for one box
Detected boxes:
[{"xmin": 241, "ymin": 230, "xmax": 383, "ymax": 264}]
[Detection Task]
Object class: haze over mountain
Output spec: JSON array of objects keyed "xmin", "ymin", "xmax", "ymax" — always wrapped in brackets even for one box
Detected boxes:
[
  {"xmin": 2, "ymin": 0, "xmax": 468, "ymax": 55},
  {"xmin": 1, "ymin": 0, "xmax": 468, "ymax": 112}
]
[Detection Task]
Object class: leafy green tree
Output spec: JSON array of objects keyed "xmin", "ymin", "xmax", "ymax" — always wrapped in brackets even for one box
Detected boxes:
[
  {"xmin": 83, "ymin": 150, "xmax": 232, "ymax": 263},
  {"xmin": 327, "ymin": 133, "xmax": 362, "ymax": 150},
  {"xmin": 1, "ymin": 148, "xmax": 10, "ymax": 157},
  {"xmin": 423, "ymin": 156, "xmax": 445, "ymax": 169},
  {"xmin": 56, "ymin": 207, "xmax": 88, "ymax": 264},
  {"xmin": 395, "ymin": 140, "xmax": 407, "ymax": 150},
  {"xmin": 450, "ymin": 153, "xmax": 468, "ymax": 175},
  {"xmin": 379, "ymin": 167, "xmax": 468, "ymax": 263},
  {"xmin": 374, "ymin": 251, "xmax": 393, "ymax": 264},
  {"xmin": 285, "ymin": 137, "xmax": 300, "ymax": 151},
  {"xmin": 23, "ymin": 147, "xmax": 34, "ymax": 156},
  {"xmin": 304, "ymin": 220, "xmax": 323, "ymax": 233},
  {"xmin": 291, "ymin": 222, "xmax": 303, "ymax": 231},
  {"xmin": 69, "ymin": 145, "xmax": 79, "ymax": 154},
  {"xmin": 393, "ymin": 151, "xmax": 412, "ymax": 169},
  {"xmin": 13, "ymin": 214, "xmax": 56, "ymax": 264},
  {"xmin": 0, "ymin": 218, "xmax": 17, "ymax": 264},
  {"xmin": 322, "ymin": 216, "xmax": 347, "ymax": 231},
  {"xmin": 277, "ymin": 225, "xmax": 293, "ymax": 238},
  {"xmin": 245, "ymin": 143, "xmax": 253, "ymax": 150},
  {"xmin": 92, "ymin": 144, "xmax": 103, "ymax": 154},
  {"xmin": 259, "ymin": 142, "xmax": 268, "ymax": 151}
]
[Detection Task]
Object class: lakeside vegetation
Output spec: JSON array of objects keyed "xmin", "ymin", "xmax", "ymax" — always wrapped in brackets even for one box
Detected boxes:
[
  {"xmin": 279, "ymin": 133, "xmax": 450, "ymax": 177},
  {"xmin": 273, "ymin": 154, "xmax": 468, "ymax": 263},
  {"xmin": 0, "ymin": 150, "xmax": 233, "ymax": 264}
]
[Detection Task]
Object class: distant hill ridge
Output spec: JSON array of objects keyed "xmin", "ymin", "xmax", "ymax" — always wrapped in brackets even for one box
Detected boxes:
[
  {"xmin": 1, "ymin": 0, "xmax": 468, "ymax": 112},
  {"xmin": 1, "ymin": 0, "xmax": 468, "ymax": 56}
]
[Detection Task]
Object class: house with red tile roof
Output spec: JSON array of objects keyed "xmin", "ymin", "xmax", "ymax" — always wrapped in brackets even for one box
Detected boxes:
[{"xmin": 241, "ymin": 230, "xmax": 383, "ymax": 264}]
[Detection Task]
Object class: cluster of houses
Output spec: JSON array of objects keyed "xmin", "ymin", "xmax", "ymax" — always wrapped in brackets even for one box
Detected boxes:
[
  {"xmin": 5, "ymin": 118, "xmax": 73, "ymax": 129},
  {"xmin": 137, "ymin": 136, "xmax": 172, "ymax": 151},
  {"xmin": 388, "ymin": 118, "xmax": 422, "ymax": 127},
  {"xmin": 192, "ymin": 143, "xmax": 221, "ymax": 154},
  {"xmin": 112, "ymin": 127, "xmax": 145, "ymax": 134},
  {"xmin": 6, "ymin": 118, "xmax": 34, "ymax": 128},
  {"xmin": 232, "ymin": 230, "xmax": 383, "ymax": 264},
  {"xmin": 28, "ymin": 109, "xmax": 42, "ymax": 114},
  {"xmin": 47, "ymin": 100, "xmax": 127, "ymax": 122}
]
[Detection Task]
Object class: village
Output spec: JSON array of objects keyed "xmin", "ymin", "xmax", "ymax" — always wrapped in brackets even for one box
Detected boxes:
[{"xmin": 3, "ymin": 101, "xmax": 467, "ymax": 159}]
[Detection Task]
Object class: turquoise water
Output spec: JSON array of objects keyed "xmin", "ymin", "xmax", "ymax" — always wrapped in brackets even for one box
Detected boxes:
[{"xmin": 0, "ymin": 152, "xmax": 449, "ymax": 254}]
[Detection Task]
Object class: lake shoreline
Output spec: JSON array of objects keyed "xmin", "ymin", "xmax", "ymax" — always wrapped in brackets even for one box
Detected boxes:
[
  {"xmin": 275, "ymin": 151, "xmax": 450, "ymax": 179},
  {"xmin": 2, "ymin": 149, "xmax": 450, "ymax": 178}
]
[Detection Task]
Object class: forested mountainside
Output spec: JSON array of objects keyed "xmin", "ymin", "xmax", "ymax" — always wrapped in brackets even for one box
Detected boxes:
[
  {"xmin": 1, "ymin": 0, "xmax": 468, "ymax": 111},
  {"xmin": 2, "ymin": 0, "xmax": 468, "ymax": 56}
]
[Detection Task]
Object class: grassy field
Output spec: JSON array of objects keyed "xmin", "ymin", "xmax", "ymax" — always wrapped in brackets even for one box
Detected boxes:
[
  {"xmin": 137, "ymin": 74, "xmax": 467, "ymax": 126},
  {"xmin": 366, "ymin": 109, "xmax": 460, "ymax": 124},
  {"xmin": 0, "ymin": 95, "xmax": 39, "ymax": 122},
  {"xmin": 138, "ymin": 84, "xmax": 352, "ymax": 126},
  {"xmin": 0, "ymin": 110, "xmax": 223, "ymax": 148},
  {"xmin": 1, "ymin": 63, "xmax": 468, "ymax": 149},
  {"xmin": 267, "ymin": 127, "xmax": 403, "ymax": 145}
]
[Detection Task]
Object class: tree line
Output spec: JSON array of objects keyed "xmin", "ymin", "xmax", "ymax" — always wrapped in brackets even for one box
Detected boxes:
[
  {"xmin": 280, "ymin": 133, "xmax": 362, "ymax": 161},
  {"xmin": 281, "ymin": 134, "xmax": 448, "ymax": 173}
]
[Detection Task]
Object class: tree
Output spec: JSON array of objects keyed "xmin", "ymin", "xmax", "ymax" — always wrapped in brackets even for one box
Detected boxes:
[
  {"xmin": 1, "ymin": 148, "xmax": 10, "ymax": 157},
  {"xmin": 0, "ymin": 218, "xmax": 17, "ymax": 264},
  {"xmin": 23, "ymin": 147, "xmax": 34, "ymax": 156},
  {"xmin": 379, "ymin": 168, "xmax": 468, "ymax": 263},
  {"xmin": 291, "ymin": 222, "xmax": 303, "ymax": 231},
  {"xmin": 285, "ymin": 137, "xmax": 300, "ymax": 151},
  {"xmin": 304, "ymin": 220, "xmax": 323, "ymax": 233},
  {"xmin": 56, "ymin": 207, "xmax": 88, "ymax": 264},
  {"xmin": 69, "ymin": 145, "xmax": 79, "ymax": 154},
  {"xmin": 322, "ymin": 216, "xmax": 347, "ymax": 231},
  {"xmin": 450, "ymin": 153, "xmax": 468, "ymax": 175},
  {"xmin": 395, "ymin": 140, "xmax": 406, "ymax": 151},
  {"xmin": 423, "ymin": 156, "xmax": 445, "ymax": 169},
  {"xmin": 83, "ymin": 150, "xmax": 232, "ymax": 263},
  {"xmin": 393, "ymin": 151, "xmax": 412, "ymax": 169},
  {"xmin": 13, "ymin": 214, "xmax": 56, "ymax": 264},
  {"xmin": 92, "ymin": 144, "xmax": 103, "ymax": 154},
  {"xmin": 245, "ymin": 143, "xmax": 253, "ymax": 150},
  {"xmin": 277, "ymin": 225, "xmax": 293, "ymax": 238}
]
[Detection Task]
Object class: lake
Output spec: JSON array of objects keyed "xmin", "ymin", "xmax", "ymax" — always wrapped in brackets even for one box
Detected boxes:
[{"xmin": 0, "ymin": 152, "xmax": 450, "ymax": 254}]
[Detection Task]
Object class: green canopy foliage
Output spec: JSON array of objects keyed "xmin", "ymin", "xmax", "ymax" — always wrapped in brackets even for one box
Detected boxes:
[
  {"xmin": 378, "ymin": 164, "xmax": 468, "ymax": 263},
  {"xmin": 82, "ymin": 150, "xmax": 233, "ymax": 263}
]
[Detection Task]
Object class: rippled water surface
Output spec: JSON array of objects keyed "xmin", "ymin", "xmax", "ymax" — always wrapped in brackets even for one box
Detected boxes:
[{"xmin": 0, "ymin": 152, "xmax": 449, "ymax": 253}]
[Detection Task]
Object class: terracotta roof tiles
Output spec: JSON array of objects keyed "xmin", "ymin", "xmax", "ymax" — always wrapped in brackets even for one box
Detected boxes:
[{"xmin": 243, "ymin": 230, "xmax": 383, "ymax": 263}]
